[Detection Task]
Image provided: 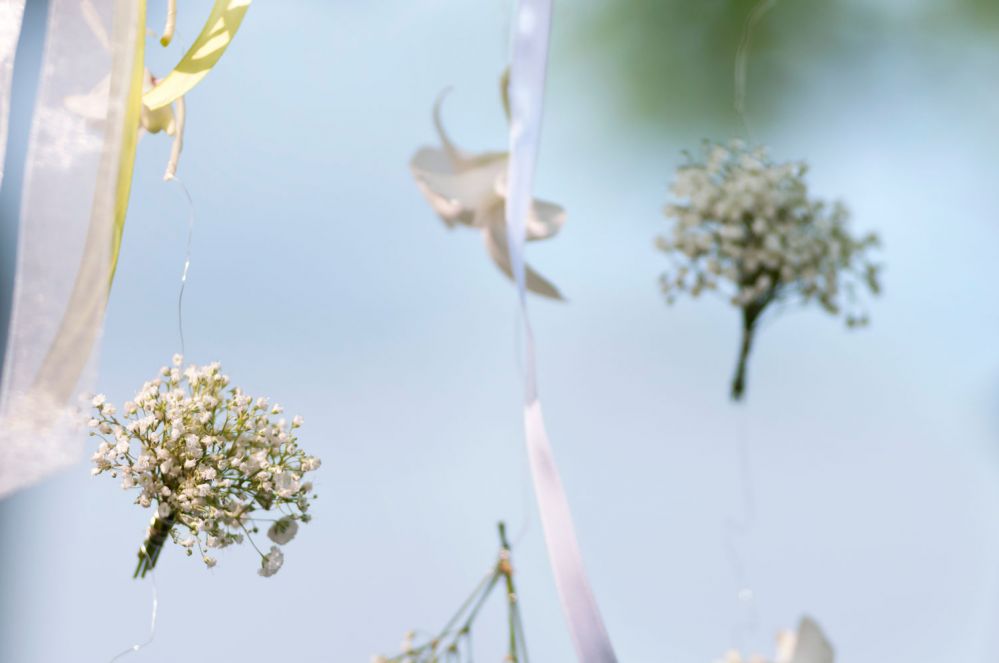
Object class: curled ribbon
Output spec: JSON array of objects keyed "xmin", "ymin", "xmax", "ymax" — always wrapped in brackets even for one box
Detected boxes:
[
  {"xmin": 142, "ymin": 0, "xmax": 251, "ymax": 111},
  {"xmin": 113, "ymin": 0, "xmax": 251, "ymax": 278},
  {"xmin": 505, "ymin": 2, "xmax": 618, "ymax": 661}
]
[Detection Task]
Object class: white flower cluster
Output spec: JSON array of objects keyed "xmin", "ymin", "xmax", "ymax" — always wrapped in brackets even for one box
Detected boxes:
[
  {"xmin": 90, "ymin": 356, "xmax": 320, "ymax": 578},
  {"xmin": 658, "ymin": 140, "xmax": 881, "ymax": 327}
]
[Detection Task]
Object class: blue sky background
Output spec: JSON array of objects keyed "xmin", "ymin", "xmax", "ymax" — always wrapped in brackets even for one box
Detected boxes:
[{"xmin": 3, "ymin": 1, "xmax": 999, "ymax": 662}]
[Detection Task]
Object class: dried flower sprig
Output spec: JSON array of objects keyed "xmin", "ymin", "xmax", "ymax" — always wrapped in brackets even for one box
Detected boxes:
[
  {"xmin": 90, "ymin": 356, "xmax": 320, "ymax": 578},
  {"xmin": 658, "ymin": 140, "xmax": 882, "ymax": 400},
  {"xmin": 372, "ymin": 523, "xmax": 529, "ymax": 663}
]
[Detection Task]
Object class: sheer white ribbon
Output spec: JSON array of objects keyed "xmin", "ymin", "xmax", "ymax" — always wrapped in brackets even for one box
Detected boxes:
[
  {"xmin": 0, "ymin": 0, "xmax": 26, "ymax": 186},
  {"xmin": 505, "ymin": 2, "xmax": 617, "ymax": 661},
  {"xmin": 0, "ymin": 0, "xmax": 142, "ymax": 498}
]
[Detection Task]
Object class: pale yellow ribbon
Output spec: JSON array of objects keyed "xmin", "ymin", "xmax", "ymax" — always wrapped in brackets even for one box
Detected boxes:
[
  {"xmin": 110, "ymin": 0, "xmax": 251, "ymax": 280},
  {"xmin": 142, "ymin": 0, "xmax": 251, "ymax": 111}
]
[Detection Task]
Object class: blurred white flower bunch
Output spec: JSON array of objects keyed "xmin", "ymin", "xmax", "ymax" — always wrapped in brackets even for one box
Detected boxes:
[
  {"xmin": 714, "ymin": 616, "xmax": 833, "ymax": 663},
  {"xmin": 90, "ymin": 356, "xmax": 320, "ymax": 578},
  {"xmin": 658, "ymin": 140, "xmax": 881, "ymax": 399}
]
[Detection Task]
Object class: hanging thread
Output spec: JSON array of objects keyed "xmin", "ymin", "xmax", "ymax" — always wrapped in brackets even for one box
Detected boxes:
[
  {"xmin": 723, "ymin": 405, "xmax": 760, "ymax": 650},
  {"xmin": 725, "ymin": 2, "xmax": 777, "ymax": 649},
  {"xmin": 107, "ymin": 570, "xmax": 158, "ymax": 661},
  {"xmin": 166, "ymin": 175, "xmax": 195, "ymax": 357},
  {"xmin": 734, "ymin": 0, "xmax": 777, "ymax": 141}
]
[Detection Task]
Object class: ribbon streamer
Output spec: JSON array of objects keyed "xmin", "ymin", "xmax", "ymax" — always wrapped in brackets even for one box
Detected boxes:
[
  {"xmin": 505, "ymin": 2, "xmax": 617, "ymax": 661},
  {"xmin": 0, "ymin": 0, "xmax": 143, "ymax": 498},
  {"xmin": 142, "ymin": 0, "xmax": 251, "ymax": 112},
  {"xmin": 0, "ymin": 0, "xmax": 26, "ymax": 187}
]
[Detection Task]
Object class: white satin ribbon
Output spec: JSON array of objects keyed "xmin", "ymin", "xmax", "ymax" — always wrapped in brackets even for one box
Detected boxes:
[
  {"xmin": 0, "ymin": 0, "xmax": 27, "ymax": 187},
  {"xmin": 505, "ymin": 2, "xmax": 617, "ymax": 661},
  {"xmin": 0, "ymin": 0, "xmax": 142, "ymax": 498}
]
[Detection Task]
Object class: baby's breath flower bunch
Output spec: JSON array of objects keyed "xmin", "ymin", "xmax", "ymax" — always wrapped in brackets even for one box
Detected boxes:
[
  {"xmin": 371, "ymin": 523, "xmax": 528, "ymax": 663},
  {"xmin": 90, "ymin": 356, "xmax": 320, "ymax": 578},
  {"xmin": 658, "ymin": 140, "xmax": 882, "ymax": 400}
]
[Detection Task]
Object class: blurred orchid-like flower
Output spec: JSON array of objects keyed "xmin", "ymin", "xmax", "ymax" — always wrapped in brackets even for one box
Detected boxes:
[
  {"xmin": 716, "ymin": 616, "xmax": 834, "ymax": 663},
  {"xmin": 410, "ymin": 92, "xmax": 566, "ymax": 300}
]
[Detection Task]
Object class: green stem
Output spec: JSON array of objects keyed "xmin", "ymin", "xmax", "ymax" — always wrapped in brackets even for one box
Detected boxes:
[
  {"xmin": 134, "ymin": 511, "xmax": 175, "ymax": 579},
  {"xmin": 731, "ymin": 305, "xmax": 763, "ymax": 401},
  {"xmin": 498, "ymin": 522, "xmax": 522, "ymax": 663}
]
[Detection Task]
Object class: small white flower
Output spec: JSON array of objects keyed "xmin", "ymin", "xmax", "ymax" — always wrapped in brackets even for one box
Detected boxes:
[
  {"xmin": 202, "ymin": 556, "xmax": 217, "ymax": 568},
  {"xmin": 267, "ymin": 517, "xmax": 299, "ymax": 545},
  {"xmin": 273, "ymin": 472, "xmax": 300, "ymax": 498},
  {"xmin": 258, "ymin": 546, "xmax": 284, "ymax": 577}
]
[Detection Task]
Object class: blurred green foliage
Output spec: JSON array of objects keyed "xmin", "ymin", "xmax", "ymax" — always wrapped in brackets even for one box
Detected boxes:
[
  {"xmin": 958, "ymin": 0, "xmax": 999, "ymax": 27},
  {"xmin": 570, "ymin": 0, "xmax": 870, "ymax": 132},
  {"xmin": 567, "ymin": 0, "xmax": 993, "ymax": 135}
]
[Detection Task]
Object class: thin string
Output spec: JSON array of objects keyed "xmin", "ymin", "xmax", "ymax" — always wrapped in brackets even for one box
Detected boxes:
[
  {"xmin": 723, "ymin": 1, "xmax": 776, "ymax": 651},
  {"xmin": 166, "ymin": 175, "xmax": 195, "ymax": 357},
  {"xmin": 723, "ymin": 404, "xmax": 759, "ymax": 650},
  {"xmin": 734, "ymin": 0, "xmax": 777, "ymax": 142},
  {"xmin": 108, "ymin": 570, "xmax": 158, "ymax": 661}
]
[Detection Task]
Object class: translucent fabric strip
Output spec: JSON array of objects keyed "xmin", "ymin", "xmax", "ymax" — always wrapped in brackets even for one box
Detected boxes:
[
  {"xmin": 505, "ymin": 1, "xmax": 617, "ymax": 661},
  {"xmin": 0, "ymin": 0, "xmax": 27, "ymax": 186},
  {"xmin": 0, "ymin": 0, "xmax": 143, "ymax": 498}
]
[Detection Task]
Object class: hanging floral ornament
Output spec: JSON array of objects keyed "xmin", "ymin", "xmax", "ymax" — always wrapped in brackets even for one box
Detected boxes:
[
  {"xmin": 0, "ymin": 0, "xmax": 251, "ymax": 499},
  {"xmin": 371, "ymin": 523, "xmax": 529, "ymax": 663},
  {"xmin": 658, "ymin": 140, "xmax": 882, "ymax": 400},
  {"xmin": 715, "ymin": 616, "xmax": 834, "ymax": 663},
  {"xmin": 410, "ymin": 88, "xmax": 566, "ymax": 300},
  {"xmin": 89, "ymin": 356, "xmax": 320, "ymax": 578}
]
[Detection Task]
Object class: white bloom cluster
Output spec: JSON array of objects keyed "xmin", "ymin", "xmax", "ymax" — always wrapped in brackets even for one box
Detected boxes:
[
  {"xmin": 658, "ymin": 140, "xmax": 882, "ymax": 399},
  {"xmin": 659, "ymin": 140, "xmax": 880, "ymax": 321},
  {"xmin": 90, "ymin": 356, "xmax": 320, "ymax": 578}
]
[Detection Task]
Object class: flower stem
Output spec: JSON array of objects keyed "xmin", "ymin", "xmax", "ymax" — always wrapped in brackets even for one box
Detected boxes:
[
  {"xmin": 731, "ymin": 309, "xmax": 758, "ymax": 401},
  {"xmin": 134, "ymin": 511, "xmax": 175, "ymax": 579},
  {"xmin": 498, "ymin": 522, "xmax": 527, "ymax": 663}
]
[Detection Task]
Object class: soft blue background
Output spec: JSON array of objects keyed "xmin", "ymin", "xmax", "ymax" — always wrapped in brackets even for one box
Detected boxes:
[{"xmin": 2, "ymin": 1, "xmax": 999, "ymax": 662}]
